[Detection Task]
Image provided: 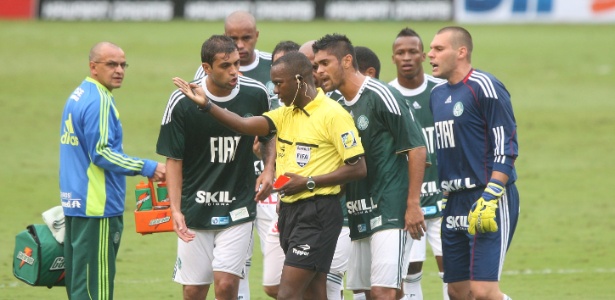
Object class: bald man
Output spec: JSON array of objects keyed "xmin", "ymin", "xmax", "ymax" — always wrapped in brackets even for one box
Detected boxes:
[
  {"xmin": 194, "ymin": 10, "xmax": 274, "ymax": 104},
  {"xmin": 59, "ymin": 42, "xmax": 165, "ymax": 299}
]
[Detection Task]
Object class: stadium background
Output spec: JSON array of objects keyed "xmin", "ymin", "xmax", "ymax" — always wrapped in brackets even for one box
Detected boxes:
[{"xmin": 1, "ymin": 0, "xmax": 614, "ymax": 299}]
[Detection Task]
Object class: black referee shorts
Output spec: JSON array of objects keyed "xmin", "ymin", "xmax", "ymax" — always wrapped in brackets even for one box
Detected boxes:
[{"xmin": 278, "ymin": 194, "xmax": 343, "ymax": 273}]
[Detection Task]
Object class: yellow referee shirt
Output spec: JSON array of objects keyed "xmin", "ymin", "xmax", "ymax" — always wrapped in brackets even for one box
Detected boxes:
[{"xmin": 263, "ymin": 89, "xmax": 364, "ymax": 203}]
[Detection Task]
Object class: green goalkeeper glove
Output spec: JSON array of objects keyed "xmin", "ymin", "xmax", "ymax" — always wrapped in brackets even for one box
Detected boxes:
[{"xmin": 468, "ymin": 180, "xmax": 505, "ymax": 235}]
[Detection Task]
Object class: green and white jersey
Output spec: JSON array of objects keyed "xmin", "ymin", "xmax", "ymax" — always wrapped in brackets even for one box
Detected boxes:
[
  {"xmin": 390, "ymin": 75, "xmax": 445, "ymax": 219},
  {"xmin": 343, "ymin": 77, "xmax": 427, "ymax": 240},
  {"xmin": 195, "ymin": 50, "xmax": 275, "ymax": 175},
  {"xmin": 156, "ymin": 75, "xmax": 269, "ymax": 230}
]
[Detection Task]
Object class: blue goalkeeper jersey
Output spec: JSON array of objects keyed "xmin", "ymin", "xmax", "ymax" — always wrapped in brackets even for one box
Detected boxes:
[
  {"xmin": 430, "ymin": 69, "xmax": 518, "ymax": 192},
  {"xmin": 59, "ymin": 77, "xmax": 157, "ymax": 218}
]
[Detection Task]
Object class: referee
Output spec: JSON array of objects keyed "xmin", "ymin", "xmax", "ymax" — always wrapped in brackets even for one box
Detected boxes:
[{"xmin": 172, "ymin": 51, "xmax": 366, "ymax": 300}]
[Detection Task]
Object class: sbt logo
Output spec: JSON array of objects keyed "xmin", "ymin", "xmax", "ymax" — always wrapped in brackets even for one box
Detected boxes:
[
  {"xmin": 466, "ymin": 0, "xmax": 553, "ymax": 13},
  {"xmin": 196, "ymin": 190, "xmax": 236, "ymax": 205}
]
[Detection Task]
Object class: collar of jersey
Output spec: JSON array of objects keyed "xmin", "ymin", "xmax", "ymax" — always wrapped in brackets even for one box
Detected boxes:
[
  {"xmin": 302, "ymin": 88, "xmax": 328, "ymax": 115},
  {"xmin": 239, "ymin": 49, "xmax": 261, "ymax": 72},
  {"xmin": 199, "ymin": 75, "xmax": 239, "ymax": 102},
  {"xmin": 85, "ymin": 76, "xmax": 111, "ymax": 94},
  {"xmin": 344, "ymin": 76, "xmax": 369, "ymax": 106},
  {"xmin": 389, "ymin": 76, "xmax": 428, "ymax": 97}
]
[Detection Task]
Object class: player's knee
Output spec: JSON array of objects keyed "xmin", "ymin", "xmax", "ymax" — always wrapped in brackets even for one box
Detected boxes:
[
  {"xmin": 263, "ymin": 285, "xmax": 279, "ymax": 298},
  {"xmin": 446, "ymin": 284, "xmax": 468, "ymax": 300},
  {"xmin": 469, "ymin": 281, "xmax": 500, "ymax": 300},
  {"xmin": 214, "ymin": 278, "xmax": 238, "ymax": 296},
  {"xmin": 183, "ymin": 285, "xmax": 207, "ymax": 299},
  {"xmin": 469, "ymin": 288, "xmax": 495, "ymax": 300}
]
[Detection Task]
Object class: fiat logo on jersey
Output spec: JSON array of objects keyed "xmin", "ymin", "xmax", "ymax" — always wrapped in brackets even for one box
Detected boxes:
[{"xmin": 296, "ymin": 145, "xmax": 311, "ymax": 167}]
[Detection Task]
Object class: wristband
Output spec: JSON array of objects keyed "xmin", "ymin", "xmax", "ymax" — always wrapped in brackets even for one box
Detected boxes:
[
  {"xmin": 197, "ymin": 100, "xmax": 212, "ymax": 113},
  {"xmin": 481, "ymin": 178, "xmax": 505, "ymax": 201}
]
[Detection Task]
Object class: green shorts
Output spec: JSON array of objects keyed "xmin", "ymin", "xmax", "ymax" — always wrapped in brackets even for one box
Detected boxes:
[{"xmin": 64, "ymin": 216, "xmax": 123, "ymax": 300}]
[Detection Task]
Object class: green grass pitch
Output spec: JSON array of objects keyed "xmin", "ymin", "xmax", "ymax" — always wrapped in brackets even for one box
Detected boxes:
[{"xmin": 1, "ymin": 20, "xmax": 614, "ymax": 299}]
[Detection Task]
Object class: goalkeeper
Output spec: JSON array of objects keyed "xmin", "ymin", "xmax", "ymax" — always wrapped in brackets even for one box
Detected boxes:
[{"xmin": 428, "ymin": 26, "xmax": 520, "ymax": 300}]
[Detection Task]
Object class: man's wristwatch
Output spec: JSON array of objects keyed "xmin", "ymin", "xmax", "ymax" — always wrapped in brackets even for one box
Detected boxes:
[{"xmin": 306, "ymin": 176, "xmax": 315, "ymax": 192}]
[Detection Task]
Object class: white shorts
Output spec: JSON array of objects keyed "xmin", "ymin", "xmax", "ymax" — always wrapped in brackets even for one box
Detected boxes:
[
  {"xmin": 409, "ymin": 217, "xmax": 443, "ymax": 262},
  {"xmin": 255, "ymin": 193, "xmax": 279, "ymax": 252},
  {"xmin": 172, "ymin": 222, "xmax": 253, "ymax": 285},
  {"xmin": 330, "ymin": 226, "xmax": 351, "ymax": 276},
  {"xmin": 346, "ymin": 229, "xmax": 412, "ymax": 291},
  {"xmin": 262, "ymin": 217, "xmax": 285, "ymax": 286}
]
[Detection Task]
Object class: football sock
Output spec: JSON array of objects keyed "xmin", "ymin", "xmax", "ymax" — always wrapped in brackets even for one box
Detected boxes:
[
  {"xmin": 403, "ymin": 271, "xmax": 423, "ymax": 299},
  {"xmin": 237, "ymin": 262, "xmax": 250, "ymax": 300},
  {"xmin": 326, "ymin": 273, "xmax": 344, "ymax": 300},
  {"xmin": 439, "ymin": 272, "xmax": 449, "ymax": 300}
]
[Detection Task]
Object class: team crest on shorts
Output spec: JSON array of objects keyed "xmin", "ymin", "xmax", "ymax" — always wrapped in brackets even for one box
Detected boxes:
[
  {"xmin": 341, "ymin": 131, "xmax": 358, "ymax": 149},
  {"xmin": 453, "ymin": 102, "xmax": 464, "ymax": 117},
  {"xmin": 296, "ymin": 145, "xmax": 311, "ymax": 167},
  {"xmin": 113, "ymin": 232, "xmax": 121, "ymax": 244},
  {"xmin": 357, "ymin": 115, "xmax": 369, "ymax": 130}
]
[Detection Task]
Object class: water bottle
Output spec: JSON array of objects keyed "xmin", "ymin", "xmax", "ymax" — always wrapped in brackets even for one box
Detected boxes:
[
  {"xmin": 155, "ymin": 181, "xmax": 170, "ymax": 207},
  {"xmin": 135, "ymin": 181, "xmax": 152, "ymax": 211}
]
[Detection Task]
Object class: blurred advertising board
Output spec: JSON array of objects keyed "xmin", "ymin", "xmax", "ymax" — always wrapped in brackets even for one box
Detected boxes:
[
  {"xmin": 456, "ymin": 0, "xmax": 615, "ymax": 23},
  {"xmin": 0, "ymin": 0, "xmax": 38, "ymax": 19},
  {"xmin": 36, "ymin": 0, "xmax": 452, "ymax": 21}
]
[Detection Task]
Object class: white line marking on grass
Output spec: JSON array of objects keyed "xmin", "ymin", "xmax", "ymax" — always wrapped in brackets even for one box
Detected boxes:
[{"xmin": 501, "ymin": 268, "xmax": 615, "ymax": 276}]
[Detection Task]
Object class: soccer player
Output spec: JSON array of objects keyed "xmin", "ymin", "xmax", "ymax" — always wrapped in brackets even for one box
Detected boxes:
[
  {"xmin": 313, "ymin": 34, "xmax": 427, "ymax": 300},
  {"xmin": 59, "ymin": 41, "xmax": 166, "ymax": 300},
  {"xmin": 193, "ymin": 10, "xmax": 274, "ymax": 104},
  {"xmin": 173, "ymin": 50, "xmax": 367, "ymax": 300},
  {"xmin": 428, "ymin": 26, "xmax": 520, "ymax": 300},
  {"xmin": 355, "ymin": 46, "xmax": 381, "ymax": 79},
  {"xmin": 272, "ymin": 40, "xmax": 300, "ymax": 61},
  {"xmin": 300, "ymin": 40, "xmax": 344, "ymax": 102},
  {"xmin": 389, "ymin": 27, "xmax": 448, "ymax": 300},
  {"xmin": 156, "ymin": 35, "xmax": 274, "ymax": 300},
  {"xmin": 194, "ymin": 11, "xmax": 276, "ymax": 298}
]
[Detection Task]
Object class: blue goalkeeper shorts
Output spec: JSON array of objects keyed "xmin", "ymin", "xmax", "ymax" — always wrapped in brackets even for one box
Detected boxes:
[{"xmin": 441, "ymin": 183, "xmax": 519, "ymax": 283}]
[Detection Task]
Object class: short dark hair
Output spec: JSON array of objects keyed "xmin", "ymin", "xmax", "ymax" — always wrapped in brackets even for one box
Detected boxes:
[
  {"xmin": 438, "ymin": 26, "xmax": 473, "ymax": 55},
  {"xmin": 312, "ymin": 33, "xmax": 359, "ymax": 70},
  {"xmin": 354, "ymin": 46, "xmax": 381, "ymax": 79},
  {"xmin": 395, "ymin": 27, "xmax": 423, "ymax": 51},
  {"xmin": 272, "ymin": 40, "xmax": 300, "ymax": 62},
  {"xmin": 272, "ymin": 51, "xmax": 313, "ymax": 84},
  {"xmin": 201, "ymin": 35, "xmax": 237, "ymax": 65}
]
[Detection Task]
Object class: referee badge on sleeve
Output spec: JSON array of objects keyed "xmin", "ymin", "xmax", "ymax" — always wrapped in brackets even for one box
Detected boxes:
[{"xmin": 341, "ymin": 131, "xmax": 358, "ymax": 149}]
